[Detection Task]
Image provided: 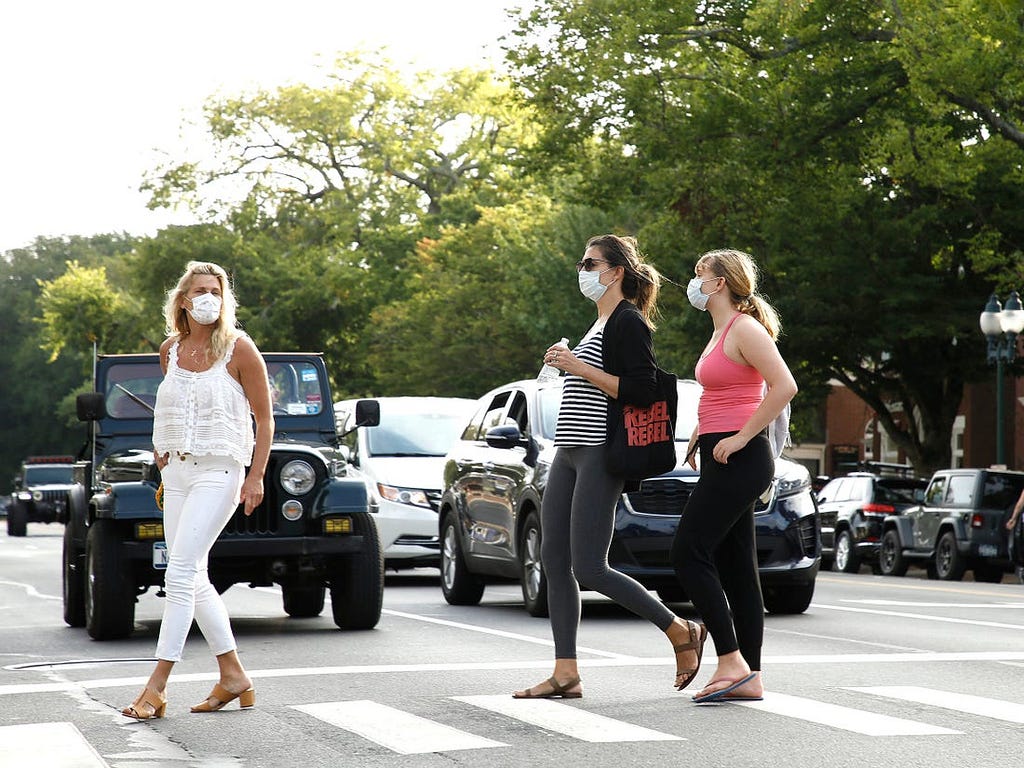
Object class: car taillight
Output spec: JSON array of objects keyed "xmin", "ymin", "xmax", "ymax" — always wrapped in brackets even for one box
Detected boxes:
[
  {"xmin": 971, "ymin": 514, "xmax": 984, "ymax": 528},
  {"xmin": 862, "ymin": 503, "xmax": 895, "ymax": 516}
]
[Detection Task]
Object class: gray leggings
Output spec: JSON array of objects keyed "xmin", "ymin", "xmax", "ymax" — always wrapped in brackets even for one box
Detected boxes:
[{"xmin": 541, "ymin": 445, "xmax": 677, "ymax": 659}]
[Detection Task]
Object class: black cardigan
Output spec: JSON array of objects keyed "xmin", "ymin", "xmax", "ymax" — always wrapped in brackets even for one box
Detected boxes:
[{"xmin": 599, "ymin": 299, "xmax": 659, "ymax": 408}]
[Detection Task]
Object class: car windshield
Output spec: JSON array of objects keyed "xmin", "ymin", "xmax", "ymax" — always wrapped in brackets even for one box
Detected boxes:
[
  {"xmin": 267, "ymin": 362, "xmax": 324, "ymax": 415},
  {"xmin": 367, "ymin": 410, "xmax": 471, "ymax": 457},
  {"xmin": 104, "ymin": 362, "xmax": 163, "ymax": 418},
  {"xmin": 24, "ymin": 466, "xmax": 73, "ymax": 484}
]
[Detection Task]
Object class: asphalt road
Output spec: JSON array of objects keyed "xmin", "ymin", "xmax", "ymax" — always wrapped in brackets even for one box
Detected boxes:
[{"xmin": 2, "ymin": 522, "xmax": 1024, "ymax": 768}]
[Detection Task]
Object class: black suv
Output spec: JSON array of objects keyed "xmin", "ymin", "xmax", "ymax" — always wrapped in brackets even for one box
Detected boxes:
[
  {"xmin": 438, "ymin": 378, "xmax": 821, "ymax": 617},
  {"xmin": 8, "ymin": 455, "xmax": 75, "ymax": 537},
  {"xmin": 878, "ymin": 468, "xmax": 1022, "ymax": 582},
  {"xmin": 817, "ymin": 471, "xmax": 928, "ymax": 573},
  {"xmin": 64, "ymin": 352, "xmax": 384, "ymax": 640}
]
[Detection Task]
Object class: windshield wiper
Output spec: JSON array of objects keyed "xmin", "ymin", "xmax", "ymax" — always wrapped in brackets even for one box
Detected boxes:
[{"xmin": 114, "ymin": 384, "xmax": 155, "ymax": 414}]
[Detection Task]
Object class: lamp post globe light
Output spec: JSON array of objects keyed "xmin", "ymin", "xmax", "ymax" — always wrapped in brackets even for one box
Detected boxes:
[{"xmin": 979, "ymin": 291, "xmax": 1024, "ymax": 466}]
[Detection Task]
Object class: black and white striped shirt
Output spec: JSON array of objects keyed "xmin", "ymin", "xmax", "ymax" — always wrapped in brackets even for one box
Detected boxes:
[{"xmin": 554, "ymin": 329, "xmax": 607, "ymax": 446}]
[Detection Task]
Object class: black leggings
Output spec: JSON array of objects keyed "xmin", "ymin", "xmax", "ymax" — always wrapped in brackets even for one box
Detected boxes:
[{"xmin": 671, "ymin": 431, "xmax": 774, "ymax": 670}]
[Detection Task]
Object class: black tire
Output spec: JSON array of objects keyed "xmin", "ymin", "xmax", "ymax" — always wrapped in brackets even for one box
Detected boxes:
[
  {"xmin": 763, "ymin": 581, "xmax": 815, "ymax": 614},
  {"xmin": 439, "ymin": 510, "xmax": 484, "ymax": 606},
  {"xmin": 878, "ymin": 529, "xmax": 909, "ymax": 577},
  {"xmin": 519, "ymin": 510, "xmax": 548, "ymax": 618},
  {"xmin": 925, "ymin": 562, "xmax": 939, "ymax": 580},
  {"xmin": 973, "ymin": 564, "xmax": 1005, "ymax": 583},
  {"xmin": 833, "ymin": 529, "xmax": 861, "ymax": 573},
  {"xmin": 934, "ymin": 531, "xmax": 966, "ymax": 581},
  {"xmin": 7, "ymin": 501, "xmax": 27, "ymax": 537},
  {"xmin": 329, "ymin": 515, "xmax": 384, "ymax": 629},
  {"xmin": 85, "ymin": 519, "xmax": 136, "ymax": 640},
  {"xmin": 62, "ymin": 521, "xmax": 86, "ymax": 627},
  {"xmin": 283, "ymin": 584, "xmax": 326, "ymax": 617}
]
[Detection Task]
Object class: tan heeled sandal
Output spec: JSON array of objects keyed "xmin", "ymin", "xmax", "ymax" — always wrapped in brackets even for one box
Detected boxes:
[
  {"xmin": 674, "ymin": 620, "xmax": 708, "ymax": 691},
  {"xmin": 512, "ymin": 676, "xmax": 583, "ymax": 699},
  {"xmin": 190, "ymin": 682, "xmax": 256, "ymax": 713},
  {"xmin": 122, "ymin": 688, "xmax": 167, "ymax": 720}
]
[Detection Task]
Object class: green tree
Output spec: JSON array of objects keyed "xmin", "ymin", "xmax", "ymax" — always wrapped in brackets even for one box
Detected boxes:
[{"xmin": 504, "ymin": 0, "xmax": 1024, "ymax": 473}]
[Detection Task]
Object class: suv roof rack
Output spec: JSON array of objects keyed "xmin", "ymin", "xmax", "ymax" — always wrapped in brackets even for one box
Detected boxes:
[{"xmin": 836, "ymin": 460, "xmax": 918, "ymax": 478}]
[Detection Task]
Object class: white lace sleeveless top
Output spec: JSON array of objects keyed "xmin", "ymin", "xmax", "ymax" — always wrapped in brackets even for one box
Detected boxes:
[{"xmin": 152, "ymin": 337, "xmax": 254, "ymax": 466}]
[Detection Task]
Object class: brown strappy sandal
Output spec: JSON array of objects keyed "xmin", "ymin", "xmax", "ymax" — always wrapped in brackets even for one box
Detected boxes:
[
  {"xmin": 122, "ymin": 687, "xmax": 167, "ymax": 720},
  {"xmin": 190, "ymin": 682, "xmax": 256, "ymax": 713},
  {"xmin": 674, "ymin": 620, "xmax": 708, "ymax": 691},
  {"xmin": 512, "ymin": 676, "xmax": 583, "ymax": 699}
]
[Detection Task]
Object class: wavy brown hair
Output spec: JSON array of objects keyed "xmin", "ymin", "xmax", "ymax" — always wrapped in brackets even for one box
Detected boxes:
[{"xmin": 585, "ymin": 234, "xmax": 662, "ymax": 328}]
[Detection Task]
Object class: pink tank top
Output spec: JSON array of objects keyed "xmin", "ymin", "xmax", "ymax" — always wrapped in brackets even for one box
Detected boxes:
[{"xmin": 694, "ymin": 314, "xmax": 764, "ymax": 434}]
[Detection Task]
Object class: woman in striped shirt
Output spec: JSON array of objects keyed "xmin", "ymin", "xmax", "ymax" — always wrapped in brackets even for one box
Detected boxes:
[{"xmin": 513, "ymin": 234, "xmax": 707, "ymax": 699}]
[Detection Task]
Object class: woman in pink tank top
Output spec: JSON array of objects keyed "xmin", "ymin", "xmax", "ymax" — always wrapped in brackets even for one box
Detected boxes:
[{"xmin": 672, "ymin": 248, "xmax": 797, "ymax": 704}]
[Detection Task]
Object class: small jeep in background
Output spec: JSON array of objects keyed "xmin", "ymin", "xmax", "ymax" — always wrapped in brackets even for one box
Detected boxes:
[
  {"xmin": 64, "ymin": 352, "xmax": 384, "ymax": 640},
  {"xmin": 8, "ymin": 455, "xmax": 75, "ymax": 536},
  {"xmin": 878, "ymin": 467, "xmax": 1022, "ymax": 582}
]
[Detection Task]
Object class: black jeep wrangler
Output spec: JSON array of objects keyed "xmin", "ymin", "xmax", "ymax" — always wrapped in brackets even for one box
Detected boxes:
[
  {"xmin": 63, "ymin": 352, "xmax": 384, "ymax": 640},
  {"xmin": 8, "ymin": 455, "xmax": 75, "ymax": 536},
  {"xmin": 878, "ymin": 468, "xmax": 1022, "ymax": 582}
]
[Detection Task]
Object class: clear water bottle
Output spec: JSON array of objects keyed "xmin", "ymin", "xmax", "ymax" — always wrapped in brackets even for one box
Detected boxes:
[{"xmin": 537, "ymin": 338, "xmax": 569, "ymax": 384}]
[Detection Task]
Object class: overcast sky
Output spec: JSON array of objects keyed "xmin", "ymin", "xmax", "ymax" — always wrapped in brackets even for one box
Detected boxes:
[{"xmin": 0, "ymin": 0, "xmax": 529, "ymax": 253}]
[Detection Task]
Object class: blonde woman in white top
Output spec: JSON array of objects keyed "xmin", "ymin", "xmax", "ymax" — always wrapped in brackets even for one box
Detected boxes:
[{"xmin": 122, "ymin": 261, "xmax": 273, "ymax": 720}]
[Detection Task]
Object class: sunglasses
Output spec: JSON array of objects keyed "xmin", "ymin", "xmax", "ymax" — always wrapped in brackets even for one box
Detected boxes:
[{"xmin": 575, "ymin": 258, "xmax": 610, "ymax": 272}]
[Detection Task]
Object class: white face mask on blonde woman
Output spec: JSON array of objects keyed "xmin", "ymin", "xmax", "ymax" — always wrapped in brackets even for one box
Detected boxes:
[{"xmin": 187, "ymin": 294, "xmax": 222, "ymax": 325}]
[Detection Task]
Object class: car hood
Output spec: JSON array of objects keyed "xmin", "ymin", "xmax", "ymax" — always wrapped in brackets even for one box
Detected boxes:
[{"xmin": 360, "ymin": 456, "xmax": 447, "ymax": 491}]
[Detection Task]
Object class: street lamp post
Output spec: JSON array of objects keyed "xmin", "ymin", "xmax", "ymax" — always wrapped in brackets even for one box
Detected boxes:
[{"xmin": 979, "ymin": 292, "xmax": 1024, "ymax": 466}]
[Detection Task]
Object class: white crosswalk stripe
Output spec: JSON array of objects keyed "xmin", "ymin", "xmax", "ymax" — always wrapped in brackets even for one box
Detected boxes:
[
  {"xmin": 850, "ymin": 686, "xmax": 1024, "ymax": 724},
  {"xmin": 454, "ymin": 695, "xmax": 684, "ymax": 743},
  {"xmin": 291, "ymin": 700, "xmax": 507, "ymax": 754},
  {"xmin": 720, "ymin": 692, "xmax": 962, "ymax": 736},
  {"xmin": 0, "ymin": 722, "xmax": 108, "ymax": 767}
]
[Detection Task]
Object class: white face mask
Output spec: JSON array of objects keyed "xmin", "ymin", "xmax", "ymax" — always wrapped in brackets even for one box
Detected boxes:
[
  {"xmin": 578, "ymin": 267, "xmax": 614, "ymax": 302},
  {"xmin": 686, "ymin": 276, "xmax": 720, "ymax": 312},
  {"xmin": 187, "ymin": 293, "xmax": 222, "ymax": 325}
]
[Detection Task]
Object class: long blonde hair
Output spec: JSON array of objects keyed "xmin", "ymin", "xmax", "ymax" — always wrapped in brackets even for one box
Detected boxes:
[
  {"xmin": 697, "ymin": 248, "xmax": 781, "ymax": 340},
  {"xmin": 585, "ymin": 234, "xmax": 662, "ymax": 328},
  {"xmin": 162, "ymin": 261, "xmax": 242, "ymax": 361}
]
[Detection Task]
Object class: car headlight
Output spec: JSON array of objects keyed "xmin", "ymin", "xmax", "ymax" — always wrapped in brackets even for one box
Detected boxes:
[
  {"xmin": 32, "ymin": 490, "xmax": 43, "ymax": 502},
  {"xmin": 377, "ymin": 483, "xmax": 431, "ymax": 509},
  {"xmin": 280, "ymin": 460, "xmax": 316, "ymax": 495}
]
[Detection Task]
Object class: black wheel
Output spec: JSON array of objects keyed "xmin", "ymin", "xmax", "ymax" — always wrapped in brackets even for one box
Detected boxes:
[
  {"xmin": 329, "ymin": 515, "xmax": 383, "ymax": 629},
  {"xmin": 85, "ymin": 520, "xmax": 136, "ymax": 639},
  {"xmin": 934, "ymin": 531, "xmax": 966, "ymax": 581},
  {"xmin": 763, "ymin": 581, "xmax": 815, "ymax": 614},
  {"xmin": 973, "ymin": 564, "xmax": 1005, "ymax": 583},
  {"xmin": 519, "ymin": 510, "xmax": 548, "ymax": 617},
  {"xmin": 833, "ymin": 529, "xmax": 861, "ymax": 573},
  {"xmin": 925, "ymin": 562, "xmax": 939, "ymax": 579},
  {"xmin": 7, "ymin": 501, "xmax": 27, "ymax": 537},
  {"xmin": 878, "ymin": 529, "xmax": 909, "ymax": 577},
  {"xmin": 62, "ymin": 521, "xmax": 86, "ymax": 627},
  {"xmin": 439, "ymin": 510, "xmax": 484, "ymax": 606},
  {"xmin": 283, "ymin": 584, "xmax": 326, "ymax": 617}
]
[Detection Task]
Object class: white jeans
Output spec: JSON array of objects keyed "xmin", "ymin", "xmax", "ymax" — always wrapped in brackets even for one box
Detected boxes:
[{"xmin": 155, "ymin": 453, "xmax": 243, "ymax": 662}]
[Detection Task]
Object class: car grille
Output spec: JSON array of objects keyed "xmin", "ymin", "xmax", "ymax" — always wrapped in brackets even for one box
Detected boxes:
[
  {"xmin": 425, "ymin": 489, "xmax": 442, "ymax": 512},
  {"xmin": 37, "ymin": 489, "xmax": 66, "ymax": 505},
  {"xmin": 796, "ymin": 514, "xmax": 820, "ymax": 557},
  {"xmin": 625, "ymin": 478, "xmax": 694, "ymax": 516}
]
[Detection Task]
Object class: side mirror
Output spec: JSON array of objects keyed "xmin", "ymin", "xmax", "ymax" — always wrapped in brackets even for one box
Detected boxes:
[
  {"xmin": 76, "ymin": 392, "xmax": 107, "ymax": 421},
  {"xmin": 355, "ymin": 399, "xmax": 380, "ymax": 428},
  {"xmin": 485, "ymin": 425, "xmax": 527, "ymax": 450}
]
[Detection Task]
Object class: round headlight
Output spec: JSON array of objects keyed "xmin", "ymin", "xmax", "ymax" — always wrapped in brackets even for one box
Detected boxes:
[
  {"xmin": 280, "ymin": 460, "xmax": 316, "ymax": 495},
  {"xmin": 281, "ymin": 500, "xmax": 304, "ymax": 521},
  {"xmin": 32, "ymin": 490, "xmax": 43, "ymax": 502}
]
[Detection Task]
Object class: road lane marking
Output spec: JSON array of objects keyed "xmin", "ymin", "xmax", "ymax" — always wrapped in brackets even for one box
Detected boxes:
[
  {"xmin": 725, "ymin": 692, "xmax": 961, "ymax": 736},
  {"xmin": 382, "ymin": 608, "xmax": 637, "ymax": 659},
  {"xmin": 0, "ymin": 579, "xmax": 62, "ymax": 601},
  {"xmin": 454, "ymin": 695, "xmax": 683, "ymax": 742},
  {"xmin": 6, "ymin": 651, "xmax": 1024, "ymax": 697},
  {"xmin": 851, "ymin": 686, "xmax": 1024, "ymax": 724},
  {"xmin": 292, "ymin": 701, "xmax": 506, "ymax": 754},
  {"xmin": 812, "ymin": 603, "xmax": 1024, "ymax": 630},
  {"xmin": 842, "ymin": 600, "xmax": 1024, "ymax": 608},
  {"xmin": 0, "ymin": 722, "xmax": 108, "ymax": 767}
]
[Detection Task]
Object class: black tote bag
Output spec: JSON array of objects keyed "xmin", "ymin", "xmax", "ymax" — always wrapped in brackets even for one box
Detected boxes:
[{"xmin": 606, "ymin": 367, "xmax": 679, "ymax": 480}]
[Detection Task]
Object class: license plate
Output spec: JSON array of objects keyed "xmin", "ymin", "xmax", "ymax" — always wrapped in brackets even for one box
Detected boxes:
[
  {"xmin": 978, "ymin": 544, "xmax": 998, "ymax": 557},
  {"xmin": 153, "ymin": 542, "xmax": 168, "ymax": 569}
]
